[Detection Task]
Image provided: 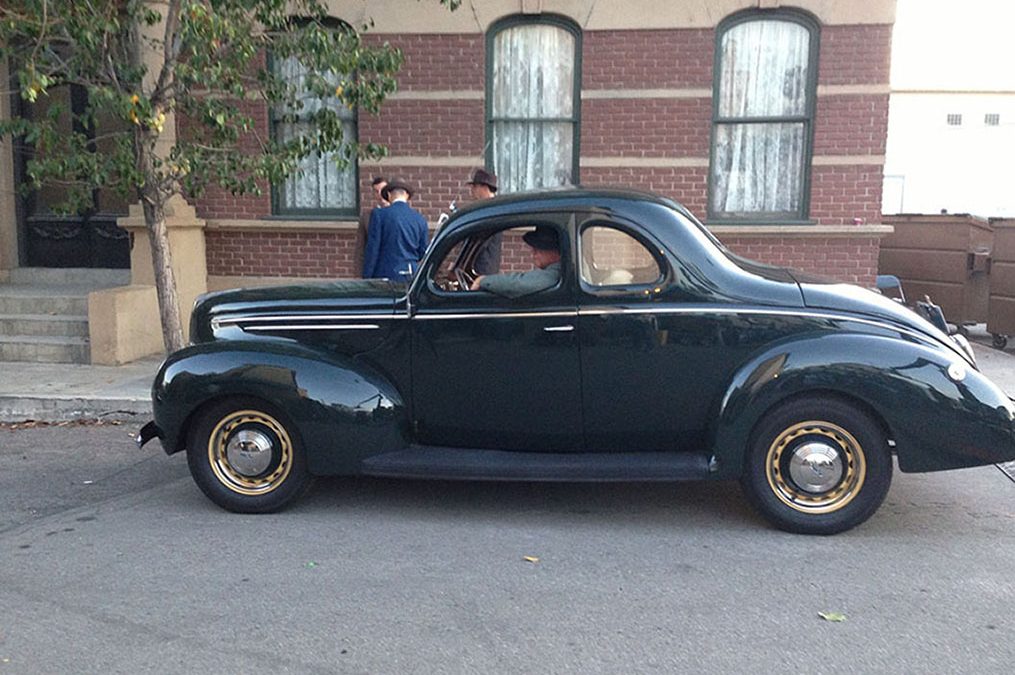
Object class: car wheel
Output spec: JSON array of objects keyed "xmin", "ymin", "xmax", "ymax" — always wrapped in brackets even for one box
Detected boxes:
[
  {"xmin": 992, "ymin": 333, "xmax": 1008, "ymax": 350},
  {"xmin": 186, "ymin": 397, "xmax": 312, "ymax": 513},
  {"xmin": 740, "ymin": 397, "xmax": 892, "ymax": 535}
]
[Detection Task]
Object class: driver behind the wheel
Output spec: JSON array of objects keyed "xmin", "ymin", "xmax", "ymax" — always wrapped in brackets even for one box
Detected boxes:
[{"xmin": 470, "ymin": 226, "xmax": 561, "ymax": 298}]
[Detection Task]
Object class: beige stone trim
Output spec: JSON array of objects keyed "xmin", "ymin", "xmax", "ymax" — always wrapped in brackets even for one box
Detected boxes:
[
  {"xmin": 709, "ymin": 224, "xmax": 894, "ymax": 237},
  {"xmin": 361, "ymin": 156, "xmax": 484, "ymax": 167},
  {"xmin": 582, "ymin": 88, "xmax": 712, "ymax": 100},
  {"xmin": 327, "ymin": 0, "xmax": 895, "ymax": 32},
  {"xmin": 208, "ymin": 275, "xmax": 335, "ymax": 292},
  {"xmin": 206, "ymin": 218, "xmax": 359, "ymax": 232},
  {"xmin": 88, "ymin": 285, "xmax": 165, "ymax": 365},
  {"xmin": 389, "ymin": 90, "xmax": 484, "ymax": 101},
  {"xmin": 891, "ymin": 88, "xmax": 1015, "ymax": 96},
  {"xmin": 817, "ymin": 84, "xmax": 891, "ymax": 96},
  {"xmin": 581, "ymin": 157, "xmax": 710, "ymax": 168},
  {"xmin": 0, "ymin": 59, "xmax": 17, "ymax": 275},
  {"xmin": 812, "ymin": 155, "xmax": 886, "ymax": 166}
]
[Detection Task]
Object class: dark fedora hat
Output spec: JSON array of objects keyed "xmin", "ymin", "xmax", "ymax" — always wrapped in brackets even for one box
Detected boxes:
[
  {"xmin": 522, "ymin": 226, "xmax": 559, "ymax": 251},
  {"xmin": 381, "ymin": 178, "xmax": 414, "ymax": 202},
  {"xmin": 466, "ymin": 168, "xmax": 498, "ymax": 192}
]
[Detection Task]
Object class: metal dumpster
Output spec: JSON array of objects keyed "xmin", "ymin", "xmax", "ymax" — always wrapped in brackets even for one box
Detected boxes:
[
  {"xmin": 880, "ymin": 214, "xmax": 993, "ymax": 327},
  {"xmin": 986, "ymin": 219, "xmax": 1015, "ymax": 348}
]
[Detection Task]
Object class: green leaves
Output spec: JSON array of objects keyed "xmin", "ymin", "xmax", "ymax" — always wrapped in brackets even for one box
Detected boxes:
[
  {"xmin": 818, "ymin": 611, "xmax": 847, "ymax": 623},
  {"xmin": 0, "ymin": 0, "xmax": 430, "ymax": 210}
]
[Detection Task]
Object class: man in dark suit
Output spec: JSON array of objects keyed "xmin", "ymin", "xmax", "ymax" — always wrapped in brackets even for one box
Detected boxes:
[
  {"xmin": 362, "ymin": 179, "xmax": 429, "ymax": 281},
  {"xmin": 466, "ymin": 168, "xmax": 502, "ymax": 275}
]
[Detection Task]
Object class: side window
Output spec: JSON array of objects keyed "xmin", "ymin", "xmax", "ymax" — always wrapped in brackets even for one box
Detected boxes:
[
  {"xmin": 428, "ymin": 223, "xmax": 564, "ymax": 296},
  {"xmin": 271, "ymin": 22, "xmax": 358, "ymax": 216},
  {"xmin": 580, "ymin": 225, "xmax": 663, "ymax": 287}
]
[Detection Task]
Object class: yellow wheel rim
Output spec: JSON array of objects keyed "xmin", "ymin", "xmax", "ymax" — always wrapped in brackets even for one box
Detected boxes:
[
  {"xmin": 207, "ymin": 410, "xmax": 293, "ymax": 496},
  {"xmin": 765, "ymin": 420, "xmax": 866, "ymax": 514}
]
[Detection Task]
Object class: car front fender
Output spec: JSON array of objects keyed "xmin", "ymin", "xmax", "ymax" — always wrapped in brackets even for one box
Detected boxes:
[
  {"xmin": 709, "ymin": 333, "xmax": 1015, "ymax": 478},
  {"xmin": 150, "ymin": 341, "xmax": 407, "ymax": 475}
]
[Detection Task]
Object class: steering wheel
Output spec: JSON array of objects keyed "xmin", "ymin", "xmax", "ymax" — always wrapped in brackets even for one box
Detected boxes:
[{"xmin": 454, "ymin": 268, "xmax": 474, "ymax": 291}]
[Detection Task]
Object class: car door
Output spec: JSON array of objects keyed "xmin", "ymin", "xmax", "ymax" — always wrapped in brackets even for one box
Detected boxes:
[
  {"xmin": 577, "ymin": 217, "xmax": 727, "ymax": 454},
  {"xmin": 410, "ymin": 214, "xmax": 582, "ymax": 452}
]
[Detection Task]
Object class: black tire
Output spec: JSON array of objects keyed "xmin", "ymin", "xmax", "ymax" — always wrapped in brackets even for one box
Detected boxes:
[
  {"xmin": 186, "ymin": 397, "xmax": 312, "ymax": 513},
  {"xmin": 740, "ymin": 396, "xmax": 892, "ymax": 535},
  {"xmin": 992, "ymin": 334, "xmax": 1008, "ymax": 350}
]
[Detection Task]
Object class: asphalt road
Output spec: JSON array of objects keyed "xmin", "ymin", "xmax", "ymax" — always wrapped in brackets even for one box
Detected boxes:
[{"xmin": 2, "ymin": 424, "xmax": 1015, "ymax": 674}]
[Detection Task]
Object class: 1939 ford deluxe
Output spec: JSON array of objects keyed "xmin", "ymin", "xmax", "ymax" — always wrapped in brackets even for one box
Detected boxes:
[{"xmin": 137, "ymin": 189, "xmax": 1015, "ymax": 534}]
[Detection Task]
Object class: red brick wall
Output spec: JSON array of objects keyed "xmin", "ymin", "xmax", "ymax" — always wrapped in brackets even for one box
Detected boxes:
[
  {"xmin": 583, "ymin": 29, "xmax": 714, "ymax": 89},
  {"xmin": 721, "ymin": 235, "xmax": 881, "ymax": 286},
  {"xmin": 206, "ymin": 230, "xmax": 357, "ymax": 277},
  {"xmin": 581, "ymin": 98, "xmax": 712, "ymax": 158},
  {"xmin": 818, "ymin": 25, "xmax": 893, "ymax": 85},
  {"xmin": 194, "ymin": 20, "xmax": 892, "ymax": 285}
]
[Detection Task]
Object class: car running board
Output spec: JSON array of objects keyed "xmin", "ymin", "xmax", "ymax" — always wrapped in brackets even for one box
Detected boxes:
[{"xmin": 361, "ymin": 446, "xmax": 712, "ymax": 482}]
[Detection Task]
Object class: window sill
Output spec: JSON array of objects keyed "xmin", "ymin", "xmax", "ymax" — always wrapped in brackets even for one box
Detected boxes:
[
  {"xmin": 707, "ymin": 223, "xmax": 894, "ymax": 237},
  {"xmin": 205, "ymin": 218, "xmax": 360, "ymax": 232}
]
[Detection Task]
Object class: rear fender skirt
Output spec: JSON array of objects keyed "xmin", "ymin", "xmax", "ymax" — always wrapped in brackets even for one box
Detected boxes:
[
  {"xmin": 152, "ymin": 341, "xmax": 407, "ymax": 475},
  {"xmin": 709, "ymin": 334, "xmax": 1015, "ymax": 478}
]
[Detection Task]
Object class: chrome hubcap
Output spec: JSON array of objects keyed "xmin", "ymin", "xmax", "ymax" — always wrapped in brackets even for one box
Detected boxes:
[
  {"xmin": 207, "ymin": 410, "xmax": 294, "ymax": 496},
  {"xmin": 225, "ymin": 429, "xmax": 275, "ymax": 477},
  {"xmin": 788, "ymin": 441, "xmax": 844, "ymax": 493},
  {"xmin": 765, "ymin": 420, "xmax": 867, "ymax": 514}
]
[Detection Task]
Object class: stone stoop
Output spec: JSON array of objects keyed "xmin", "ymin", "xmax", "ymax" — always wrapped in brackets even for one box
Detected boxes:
[{"xmin": 0, "ymin": 268, "xmax": 129, "ymax": 364}]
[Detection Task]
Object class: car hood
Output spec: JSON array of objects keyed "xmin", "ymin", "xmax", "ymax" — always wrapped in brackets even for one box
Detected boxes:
[{"xmin": 190, "ymin": 280, "xmax": 404, "ymax": 341}]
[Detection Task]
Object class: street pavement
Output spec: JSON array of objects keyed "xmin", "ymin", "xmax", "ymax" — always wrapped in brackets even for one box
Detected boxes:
[
  {"xmin": 1, "ymin": 326, "xmax": 1015, "ymax": 672},
  {"xmin": 1, "ymin": 424, "xmax": 1014, "ymax": 673}
]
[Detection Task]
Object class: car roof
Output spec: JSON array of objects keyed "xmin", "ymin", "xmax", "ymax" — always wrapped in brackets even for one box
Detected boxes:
[{"xmin": 447, "ymin": 187, "xmax": 687, "ymax": 221}]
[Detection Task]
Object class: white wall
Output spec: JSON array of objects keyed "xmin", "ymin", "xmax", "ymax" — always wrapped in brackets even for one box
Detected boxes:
[{"xmin": 883, "ymin": 91, "xmax": 1015, "ymax": 217}]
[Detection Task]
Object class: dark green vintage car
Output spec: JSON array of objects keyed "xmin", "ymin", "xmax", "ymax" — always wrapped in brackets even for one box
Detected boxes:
[{"xmin": 138, "ymin": 189, "xmax": 1015, "ymax": 534}]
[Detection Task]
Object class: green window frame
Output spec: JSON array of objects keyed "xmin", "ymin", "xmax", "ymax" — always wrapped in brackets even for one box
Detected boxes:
[
  {"xmin": 485, "ymin": 14, "xmax": 582, "ymax": 193},
  {"xmin": 708, "ymin": 9, "xmax": 820, "ymax": 223},
  {"xmin": 270, "ymin": 21, "xmax": 359, "ymax": 218}
]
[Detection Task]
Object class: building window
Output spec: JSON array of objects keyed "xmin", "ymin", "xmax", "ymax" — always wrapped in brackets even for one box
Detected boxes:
[
  {"xmin": 271, "ymin": 27, "xmax": 358, "ymax": 216},
  {"xmin": 709, "ymin": 11, "xmax": 819, "ymax": 221},
  {"xmin": 487, "ymin": 16, "xmax": 581, "ymax": 193},
  {"xmin": 985, "ymin": 113, "xmax": 1000, "ymax": 126},
  {"xmin": 946, "ymin": 114, "xmax": 963, "ymax": 126}
]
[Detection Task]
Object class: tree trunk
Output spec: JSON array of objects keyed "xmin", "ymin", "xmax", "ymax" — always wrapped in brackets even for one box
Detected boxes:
[{"xmin": 136, "ymin": 138, "xmax": 185, "ymax": 353}]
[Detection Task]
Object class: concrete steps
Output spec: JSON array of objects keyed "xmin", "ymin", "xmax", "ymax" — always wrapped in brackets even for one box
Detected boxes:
[{"xmin": 0, "ymin": 268, "xmax": 129, "ymax": 364}]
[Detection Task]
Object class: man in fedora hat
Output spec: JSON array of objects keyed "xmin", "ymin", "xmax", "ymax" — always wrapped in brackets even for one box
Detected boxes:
[
  {"xmin": 355, "ymin": 176, "xmax": 389, "ymax": 271},
  {"xmin": 470, "ymin": 226, "xmax": 561, "ymax": 298},
  {"xmin": 362, "ymin": 178, "xmax": 429, "ymax": 281},
  {"xmin": 466, "ymin": 168, "xmax": 502, "ymax": 275}
]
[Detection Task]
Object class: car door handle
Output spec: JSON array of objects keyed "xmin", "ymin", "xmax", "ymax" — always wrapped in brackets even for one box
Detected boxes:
[{"xmin": 543, "ymin": 325, "xmax": 575, "ymax": 332}]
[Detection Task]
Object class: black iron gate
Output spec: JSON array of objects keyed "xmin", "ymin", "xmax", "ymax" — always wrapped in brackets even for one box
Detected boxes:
[{"xmin": 14, "ymin": 82, "xmax": 130, "ymax": 269}]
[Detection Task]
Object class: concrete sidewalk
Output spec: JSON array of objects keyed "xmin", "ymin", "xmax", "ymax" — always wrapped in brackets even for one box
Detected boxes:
[
  {"xmin": 2, "ymin": 325, "xmax": 1015, "ymax": 423},
  {"xmin": 0, "ymin": 356, "xmax": 161, "ymax": 421}
]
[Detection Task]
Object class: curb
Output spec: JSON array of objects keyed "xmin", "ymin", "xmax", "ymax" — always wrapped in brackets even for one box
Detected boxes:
[{"xmin": 0, "ymin": 396, "xmax": 151, "ymax": 422}]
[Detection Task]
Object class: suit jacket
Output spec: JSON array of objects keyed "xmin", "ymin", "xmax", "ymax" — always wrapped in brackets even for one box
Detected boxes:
[
  {"xmin": 478, "ymin": 262, "xmax": 561, "ymax": 298},
  {"xmin": 362, "ymin": 201, "xmax": 429, "ymax": 281}
]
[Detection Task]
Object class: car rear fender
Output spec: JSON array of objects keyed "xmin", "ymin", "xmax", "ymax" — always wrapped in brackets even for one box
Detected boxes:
[
  {"xmin": 709, "ymin": 333, "xmax": 1015, "ymax": 478},
  {"xmin": 151, "ymin": 341, "xmax": 407, "ymax": 475}
]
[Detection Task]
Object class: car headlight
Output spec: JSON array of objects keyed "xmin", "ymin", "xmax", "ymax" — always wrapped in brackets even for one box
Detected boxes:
[{"xmin": 950, "ymin": 333, "xmax": 976, "ymax": 367}]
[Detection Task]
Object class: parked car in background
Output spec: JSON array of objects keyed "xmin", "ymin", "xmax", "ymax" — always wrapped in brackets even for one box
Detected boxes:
[{"xmin": 138, "ymin": 189, "xmax": 1015, "ymax": 534}]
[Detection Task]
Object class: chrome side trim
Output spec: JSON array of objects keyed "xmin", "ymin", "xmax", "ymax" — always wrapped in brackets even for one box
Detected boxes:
[
  {"xmin": 543, "ymin": 325, "xmax": 576, "ymax": 332},
  {"xmin": 244, "ymin": 324, "xmax": 381, "ymax": 331},
  {"xmin": 413, "ymin": 310, "xmax": 579, "ymax": 320},
  {"xmin": 212, "ymin": 314, "xmax": 406, "ymax": 331}
]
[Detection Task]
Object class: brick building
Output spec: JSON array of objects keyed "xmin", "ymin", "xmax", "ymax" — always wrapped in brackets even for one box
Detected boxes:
[{"xmin": 0, "ymin": 0, "xmax": 896, "ymax": 363}]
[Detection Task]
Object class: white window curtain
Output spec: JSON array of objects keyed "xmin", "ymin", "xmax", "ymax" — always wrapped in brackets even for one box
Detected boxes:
[
  {"xmin": 491, "ymin": 23, "xmax": 577, "ymax": 193},
  {"xmin": 711, "ymin": 19, "xmax": 811, "ymax": 218},
  {"xmin": 275, "ymin": 56, "xmax": 357, "ymax": 213}
]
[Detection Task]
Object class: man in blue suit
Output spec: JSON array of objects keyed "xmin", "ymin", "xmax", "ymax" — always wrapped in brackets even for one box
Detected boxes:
[{"xmin": 362, "ymin": 179, "xmax": 429, "ymax": 281}]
